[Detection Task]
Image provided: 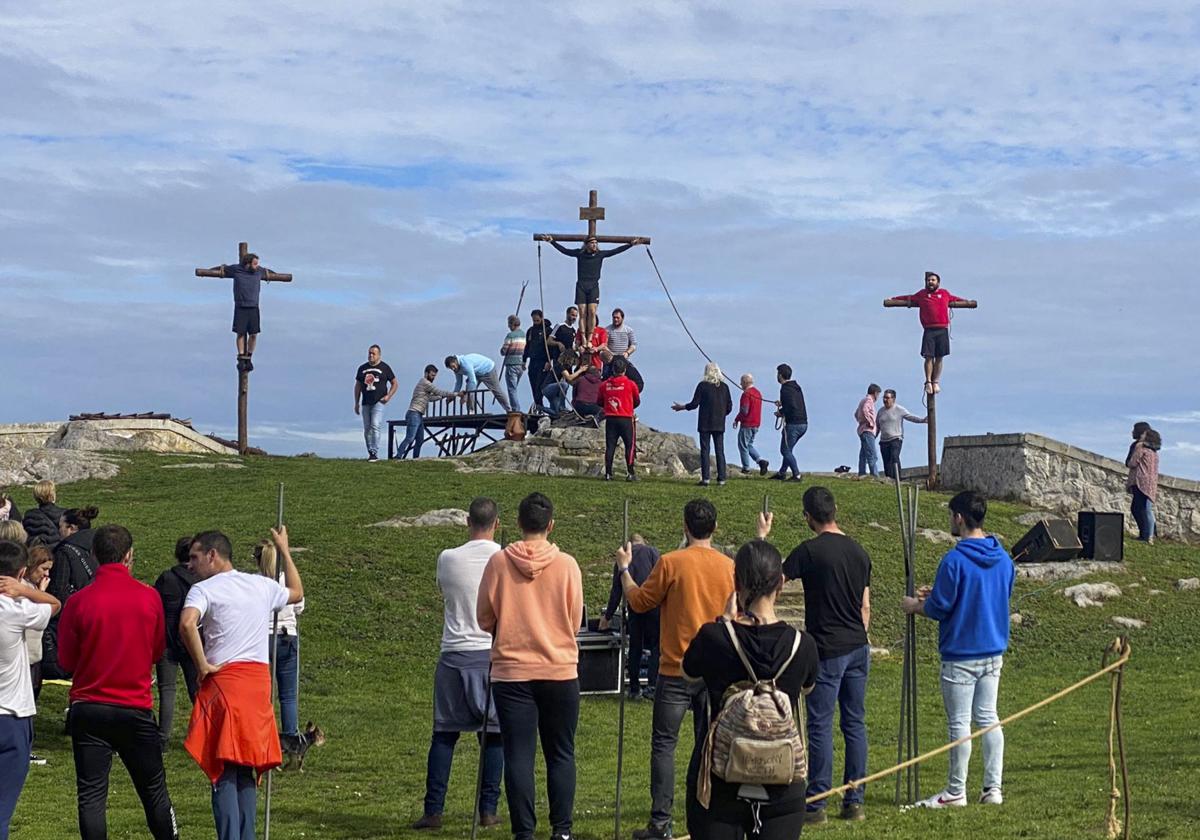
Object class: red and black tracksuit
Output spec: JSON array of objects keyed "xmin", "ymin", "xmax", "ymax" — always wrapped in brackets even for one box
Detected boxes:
[{"xmin": 598, "ymin": 375, "xmax": 640, "ymax": 476}]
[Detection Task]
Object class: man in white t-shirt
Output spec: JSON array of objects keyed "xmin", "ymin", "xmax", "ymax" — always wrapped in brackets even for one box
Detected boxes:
[
  {"xmin": 0, "ymin": 540, "xmax": 61, "ymax": 840},
  {"xmin": 413, "ymin": 498, "xmax": 504, "ymax": 830},
  {"xmin": 180, "ymin": 527, "xmax": 303, "ymax": 840}
]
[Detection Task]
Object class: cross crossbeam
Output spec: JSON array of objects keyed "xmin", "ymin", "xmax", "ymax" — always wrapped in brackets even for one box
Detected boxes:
[{"xmin": 533, "ymin": 190, "xmax": 651, "ymax": 245}]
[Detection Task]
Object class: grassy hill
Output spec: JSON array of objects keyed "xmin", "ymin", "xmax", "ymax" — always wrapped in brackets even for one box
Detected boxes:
[{"xmin": 8, "ymin": 453, "xmax": 1199, "ymax": 839}]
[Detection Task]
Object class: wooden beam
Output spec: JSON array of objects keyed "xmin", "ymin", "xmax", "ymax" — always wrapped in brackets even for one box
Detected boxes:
[
  {"xmin": 884, "ymin": 299, "xmax": 977, "ymax": 309},
  {"xmin": 533, "ymin": 234, "xmax": 651, "ymax": 244}
]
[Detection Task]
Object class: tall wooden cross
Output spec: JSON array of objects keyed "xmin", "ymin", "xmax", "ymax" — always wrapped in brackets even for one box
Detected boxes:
[
  {"xmin": 533, "ymin": 189, "xmax": 652, "ymax": 245},
  {"xmin": 883, "ymin": 291, "xmax": 977, "ymax": 489},
  {"xmin": 194, "ymin": 240, "xmax": 293, "ymax": 455}
]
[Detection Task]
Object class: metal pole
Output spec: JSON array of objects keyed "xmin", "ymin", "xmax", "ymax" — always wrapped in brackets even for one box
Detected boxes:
[
  {"xmin": 614, "ymin": 500, "xmax": 630, "ymax": 840},
  {"xmin": 264, "ymin": 483, "xmax": 284, "ymax": 840}
]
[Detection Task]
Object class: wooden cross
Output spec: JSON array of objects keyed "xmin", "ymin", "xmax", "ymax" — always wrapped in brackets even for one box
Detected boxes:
[
  {"xmin": 532, "ymin": 189, "xmax": 652, "ymax": 245},
  {"xmin": 883, "ymin": 288, "xmax": 978, "ymax": 489},
  {"xmin": 194, "ymin": 240, "xmax": 294, "ymax": 455}
]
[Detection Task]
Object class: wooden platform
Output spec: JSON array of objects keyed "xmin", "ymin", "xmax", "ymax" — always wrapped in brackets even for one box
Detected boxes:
[{"xmin": 387, "ymin": 389, "xmax": 512, "ymax": 458}]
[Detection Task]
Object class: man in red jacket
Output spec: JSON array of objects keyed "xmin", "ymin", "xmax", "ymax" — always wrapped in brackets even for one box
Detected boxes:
[
  {"xmin": 733, "ymin": 372, "xmax": 769, "ymax": 475},
  {"xmin": 598, "ymin": 356, "xmax": 641, "ymax": 481},
  {"xmin": 57, "ymin": 524, "xmax": 179, "ymax": 840},
  {"xmin": 886, "ymin": 272, "xmax": 969, "ymax": 395}
]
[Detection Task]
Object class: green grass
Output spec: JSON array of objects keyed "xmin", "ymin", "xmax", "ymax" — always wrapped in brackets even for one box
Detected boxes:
[{"xmin": 9, "ymin": 453, "xmax": 1200, "ymax": 839}]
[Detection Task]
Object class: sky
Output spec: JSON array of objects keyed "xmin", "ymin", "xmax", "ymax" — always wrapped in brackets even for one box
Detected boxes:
[{"xmin": 1, "ymin": 2, "xmax": 1197, "ymax": 477}]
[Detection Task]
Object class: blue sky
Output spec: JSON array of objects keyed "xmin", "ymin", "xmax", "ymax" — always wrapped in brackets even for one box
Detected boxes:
[{"xmin": 1, "ymin": 2, "xmax": 1197, "ymax": 477}]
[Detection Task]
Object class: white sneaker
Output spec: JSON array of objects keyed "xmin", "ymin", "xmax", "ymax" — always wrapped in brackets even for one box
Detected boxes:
[
  {"xmin": 979, "ymin": 788, "xmax": 1003, "ymax": 805},
  {"xmin": 917, "ymin": 790, "xmax": 967, "ymax": 809}
]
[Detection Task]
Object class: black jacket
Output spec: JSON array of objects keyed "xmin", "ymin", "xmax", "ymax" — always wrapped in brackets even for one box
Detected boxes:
[
  {"xmin": 22, "ymin": 503, "xmax": 64, "ymax": 546},
  {"xmin": 605, "ymin": 543, "xmax": 662, "ymax": 621},
  {"xmin": 49, "ymin": 529, "xmax": 97, "ymax": 602},
  {"xmin": 779, "ymin": 380, "xmax": 808, "ymax": 424},
  {"xmin": 684, "ymin": 381, "xmax": 733, "ymax": 433},
  {"xmin": 155, "ymin": 563, "xmax": 199, "ymax": 658},
  {"xmin": 523, "ymin": 322, "xmax": 554, "ymax": 364}
]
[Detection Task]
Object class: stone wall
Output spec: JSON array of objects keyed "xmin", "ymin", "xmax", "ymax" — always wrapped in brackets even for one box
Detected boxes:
[
  {"xmin": 940, "ymin": 433, "xmax": 1200, "ymax": 543},
  {"xmin": 0, "ymin": 419, "xmax": 235, "ymax": 456}
]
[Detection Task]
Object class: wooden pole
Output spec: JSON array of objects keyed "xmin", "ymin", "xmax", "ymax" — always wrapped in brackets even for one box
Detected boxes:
[
  {"xmin": 238, "ymin": 369, "xmax": 250, "ymax": 455},
  {"xmin": 926, "ymin": 393, "xmax": 937, "ymax": 490}
]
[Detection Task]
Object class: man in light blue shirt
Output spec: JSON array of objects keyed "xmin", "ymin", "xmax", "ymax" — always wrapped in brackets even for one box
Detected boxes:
[{"xmin": 444, "ymin": 354, "xmax": 512, "ymax": 413}]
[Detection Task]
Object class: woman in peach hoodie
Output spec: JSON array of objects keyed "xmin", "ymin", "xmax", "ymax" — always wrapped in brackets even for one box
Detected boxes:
[{"xmin": 477, "ymin": 492, "xmax": 583, "ymax": 840}]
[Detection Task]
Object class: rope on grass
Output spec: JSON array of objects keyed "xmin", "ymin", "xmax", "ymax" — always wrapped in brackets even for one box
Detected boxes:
[{"xmin": 801, "ymin": 637, "xmax": 1132, "ymax": 810}]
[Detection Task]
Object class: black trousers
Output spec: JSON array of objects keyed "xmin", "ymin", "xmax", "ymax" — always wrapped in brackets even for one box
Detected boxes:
[
  {"xmin": 699, "ymin": 431, "xmax": 727, "ymax": 482},
  {"xmin": 69, "ymin": 702, "xmax": 178, "ymax": 840},
  {"xmin": 492, "ymin": 679, "xmax": 580, "ymax": 840},
  {"xmin": 605, "ymin": 416, "xmax": 636, "ymax": 475},
  {"xmin": 880, "ymin": 438, "xmax": 903, "ymax": 480},
  {"xmin": 528, "ymin": 363, "xmax": 549, "ymax": 408},
  {"xmin": 627, "ymin": 612, "xmax": 660, "ymax": 694}
]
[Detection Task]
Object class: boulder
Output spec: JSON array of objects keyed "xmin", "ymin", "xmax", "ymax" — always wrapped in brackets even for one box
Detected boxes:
[
  {"xmin": 1016, "ymin": 560, "xmax": 1125, "ymax": 583},
  {"xmin": 1062, "ymin": 582, "xmax": 1122, "ymax": 608},
  {"xmin": 369, "ymin": 508, "xmax": 469, "ymax": 528},
  {"xmin": 1175, "ymin": 578, "xmax": 1200, "ymax": 592},
  {"xmin": 1010, "ymin": 613, "xmax": 1023, "ymax": 626},
  {"xmin": 1015, "ymin": 511, "xmax": 1056, "ymax": 526},
  {"xmin": 1110, "ymin": 616, "xmax": 1145, "ymax": 630},
  {"xmin": 0, "ymin": 445, "xmax": 121, "ymax": 486},
  {"xmin": 918, "ymin": 528, "xmax": 956, "ymax": 545},
  {"xmin": 459, "ymin": 422, "xmax": 703, "ymax": 478}
]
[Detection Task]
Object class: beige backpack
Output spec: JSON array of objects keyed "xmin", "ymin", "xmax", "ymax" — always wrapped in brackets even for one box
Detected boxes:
[{"xmin": 697, "ymin": 620, "xmax": 806, "ymax": 808}]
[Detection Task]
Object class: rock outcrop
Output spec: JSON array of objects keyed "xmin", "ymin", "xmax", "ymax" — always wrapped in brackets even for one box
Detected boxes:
[{"xmin": 457, "ymin": 423, "xmax": 703, "ymax": 478}]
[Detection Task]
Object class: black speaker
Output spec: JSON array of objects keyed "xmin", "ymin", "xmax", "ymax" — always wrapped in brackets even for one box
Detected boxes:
[
  {"xmin": 1012, "ymin": 518, "xmax": 1082, "ymax": 563},
  {"xmin": 577, "ymin": 630, "xmax": 622, "ymax": 695},
  {"xmin": 1078, "ymin": 512, "xmax": 1124, "ymax": 562}
]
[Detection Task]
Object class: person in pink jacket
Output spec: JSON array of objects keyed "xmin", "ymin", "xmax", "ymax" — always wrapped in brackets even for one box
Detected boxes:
[
  {"xmin": 854, "ymin": 384, "xmax": 881, "ymax": 477},
  {"xmin": 477, "ymin": 492, "xmax": 583, "ymax": 840},
  {"xmin": 1126, "ymin": 428, "xmax": 1161, "ymax": 544}
]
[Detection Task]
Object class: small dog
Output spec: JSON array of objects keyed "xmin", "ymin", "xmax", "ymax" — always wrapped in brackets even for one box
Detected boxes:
[{"xmin": 280, "ymin": 721, "xmax": 325, "ymax": 772}]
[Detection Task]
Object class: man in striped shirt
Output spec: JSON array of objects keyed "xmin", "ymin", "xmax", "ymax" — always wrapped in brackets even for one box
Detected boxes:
[{"xmin": 602, "ymin": 308, "xmax": 645, "ymax": 392}]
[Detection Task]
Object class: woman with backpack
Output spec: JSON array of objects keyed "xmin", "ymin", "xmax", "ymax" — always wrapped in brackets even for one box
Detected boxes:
[
  {"xmin": 682, "ymin": 538, "xmax": 820, "ymax": 840},
  {"xmin": 155, "ymin": 536, "xmax": 201, "ymax": 747}
]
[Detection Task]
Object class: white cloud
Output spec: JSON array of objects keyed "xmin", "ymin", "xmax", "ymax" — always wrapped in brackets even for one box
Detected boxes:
[{"xmin": 1, "ymin": 2, "xmax": 1198, "ymax": 478}]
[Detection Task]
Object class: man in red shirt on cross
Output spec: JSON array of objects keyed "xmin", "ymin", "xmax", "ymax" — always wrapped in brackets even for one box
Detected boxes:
[
  {"xmin": 886, "ymin": 272, "xmax": 969, "ymax": 395},
  {"xmin": 598, "ymin": 357, "xmax": 641, "ymax": 481}
]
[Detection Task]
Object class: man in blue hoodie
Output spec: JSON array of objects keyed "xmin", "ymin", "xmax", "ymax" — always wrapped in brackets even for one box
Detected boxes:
[
  {"xmin": 444, "ymin": 354, "xmax": 512, "ymax": 413},
  {"xmin": 903, "ymin": 491, "xmax": 1015, "ymax": 809}
]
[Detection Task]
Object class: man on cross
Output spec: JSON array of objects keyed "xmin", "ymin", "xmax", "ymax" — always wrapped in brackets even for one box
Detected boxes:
[
  {"xmin": 885, "ymin": 272, "xmax": 971, "ymax": 395},
  {"xmin": 207, "ymin": 252, "xmax": 279, "ymax": 373},
  {"xmin": 545, "ymin": 236, "xmax": 645, "ymax": 344}
]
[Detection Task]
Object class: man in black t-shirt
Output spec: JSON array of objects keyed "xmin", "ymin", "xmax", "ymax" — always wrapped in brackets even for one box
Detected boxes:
[
  {"xmin": 760, "ymin": 485, "xmax": 871, "ymax": 824},
  {"xmin": 547, "ymin": 306, "xmax": 579, "ymax": 362},
  {"xmin": 353, "ymin": 344, "xmax": 398, "ymax": 461},
  {"xmin": 522, "ymin": 309, "xmax": 554, "ymax": 412}
]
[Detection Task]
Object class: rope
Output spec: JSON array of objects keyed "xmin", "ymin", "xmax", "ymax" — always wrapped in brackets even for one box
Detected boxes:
[
  {"xmin": 1103, "ymin": 637, "xmax": 1131, "ymax": 840},
  {"xmin": 537, "ymin": 243, "xmax": 564, "ymax": 391},
  {"xmin": 644, "ymin": 249, "xmax": 744, "ymax": 393},
  {"xmin": 804, "ymin": 638, "xmax": 1133, "ymax": 808}
]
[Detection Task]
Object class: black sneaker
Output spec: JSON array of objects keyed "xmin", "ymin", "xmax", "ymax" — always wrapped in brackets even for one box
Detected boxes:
[
  {"xmin": 411, "ymin": 814, "xmax": 442, "ymax": 830},
  {"xmin": 740, "ymin": 468, "xmax": 753, "ymax": 475},
  {"xmin": 839, "ymin": 802, "xmax": 865, "ymax": 821},
  {"xmin": 626, "ymin": 472, "xmax": 638, "ymax": 482},
  {"xmin": 604, "ymin": 474, "xmax": 613, "ymax": 481},
  {"xmin": 802, "ymin": 809, "xmax": 827, "ymax": 825},
  {"xmin": 758, "ymin": 459, "xmax": 770, "ymax": 476},
  {"xmin": 245, "ymin": 357, "xmax": 254, "ymax": 372},
  {"xmin": 696, "ymin": 480, "xmax": 709, "ymax": 487},
  {"xmin": 717, "ymin": 480, "xmax": 727, "ymax": 486},
  {"xmin": 632, "ymin": 823, "xmax": 671, "ymax": 840},
  {"xmin": 28, "ymin": 754, "xmax": 47, "ymax": 766},
  {"xmin": 787, "ymin": 474, "xmax": 803, "ymax": 482},
  {"xmin": 367, "ymin": 452, "xmax": 378, "ymax": 462},
  {"xmin": 768, "ymin": 473, "xmax": 786, "ymax": 481}
]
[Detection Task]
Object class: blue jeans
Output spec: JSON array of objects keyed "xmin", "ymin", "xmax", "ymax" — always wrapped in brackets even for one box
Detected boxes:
[
  {"xmin": 273, "ymin": 634, "xmax": 299, "ymax": 737},
  {"xmin": 736, "ymin": 425, "xmax": 763, "ymax": 470},
  {"xmin": 941, "ymin": 656, "xmax": 1004, "ymax": 796},
  {"xmin": 858, "ymin": 431, "xmax": 879, "ymax": 476},
  {"xmin": 778, "ymin": 422, "xmax": 807, "ymax": 477},
  {"xmin": 1131, "ymin": 488, "xmax": 1155, "ymax": 541},
  {"xmin": 504, "ymin": 365, "xmax": 523, "ymax": 413},
  {"xmin": 361, "ymin": 401, "xmax": 385, "ymax": 456},
  {"xmin": 805, "ymin": 644, "xmax": 870, "ymax": 810},
  {"xmin": 397, "ymin": 409, "xmax": 425, "ymax": 459},
  {"xmin": 0, "ymin": 715, "xmax": 32, "ymax": 840},
  {"xmin": 542, "ymin": 381, "xmax": 569, "ymax": 417},
  {"xmin": 423, "ymin": 730, "xmax": 504, "ymax": 817},
  {"xmin": 212, "ymin": 763, "xmax": 256, "ymax": 840}
]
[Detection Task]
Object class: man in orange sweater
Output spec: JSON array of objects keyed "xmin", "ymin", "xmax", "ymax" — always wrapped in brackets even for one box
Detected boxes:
[
  {"xmin": 477, "ymin": 492, "xmax": 583, "ymax": 840},
  {"xmin": 617, "ymin": 499, "xmax": 734, "ymax": 840}
]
